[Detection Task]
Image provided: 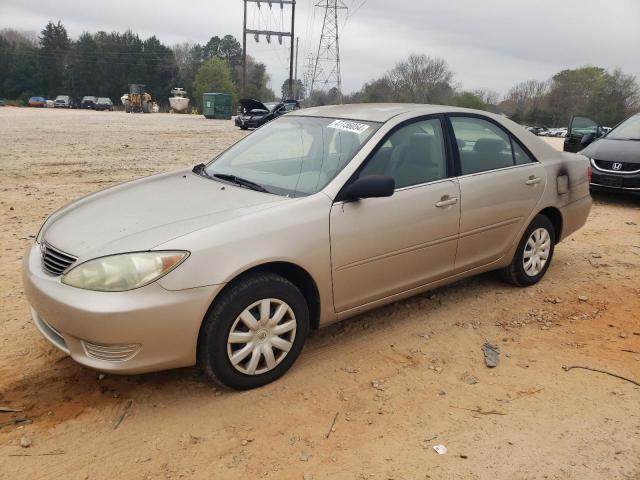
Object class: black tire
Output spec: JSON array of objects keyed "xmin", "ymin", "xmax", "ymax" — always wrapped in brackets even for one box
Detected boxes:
[
  {"xmin": 240, "ymin": 126, "xmax": 249, "ymax": 130},
  {"xmin": 198, "ymin": 273, "xmax": 310, "ymax": 390},
  {"xmin": 501, "ymin": 214, "xmax": 556, "ymax": 287}
]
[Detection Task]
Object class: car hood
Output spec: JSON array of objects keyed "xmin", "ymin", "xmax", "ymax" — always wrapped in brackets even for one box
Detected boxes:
[
  {"xmin": 41, "ymin": 168, "xmax": 287, "ymax": 259},
  {"xmin": 240, "ymin": 98, "xmax": 270, "ymax": 112},
  {"xmin": 581, "ymin": 138, "xmax": 640, "ymax": 164}
]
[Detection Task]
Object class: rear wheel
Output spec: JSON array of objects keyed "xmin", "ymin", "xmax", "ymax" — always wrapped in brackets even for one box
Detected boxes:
[
  {"xmin": 501, "ymin": 214, "xmax": 555, "ymax": 287},
  {"xmin": 198, "ymin": 273, "xmax": 309, "ymax": 390}
]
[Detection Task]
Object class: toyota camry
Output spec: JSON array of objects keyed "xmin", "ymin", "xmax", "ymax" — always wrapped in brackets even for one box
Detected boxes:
[{"xmin": 23, "ymin": 104, "xmax": 592, "ymax": 389}]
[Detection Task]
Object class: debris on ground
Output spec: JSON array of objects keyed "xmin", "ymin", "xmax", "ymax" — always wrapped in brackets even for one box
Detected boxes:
[
  {"xmin": 432, "ymin": 444, "xmax": 447, "ymax": 455},
  {"xmin": 482, "ymin": 342, "xmax": 500, "ymax": 368},
  {"xmin": 562, "ymin": 365, "xmax": 640, "ymax": 387},
  {"xmin": 451, "ymin": 405, "xmax": 507, "ymax": 416},
  {"xmin": 299, "ymin": 451, "xmax": 311, "ymax": 462},
  {"xmin": 0, "ymin": 417, "xmax": 31, "ymax": 430},
  {"xmin": 0, "ymin": 406, "xmax": 23, "ymax": 413},
  {"xmin": 112, "ymin": 399, "xmax": 133, "ymax": 430},
  {"xmin": 325, "ymin": 412, "xmax": 339, "ymax": 439},
  {"xmin": 20, "ymin": 436, "xmax": 31, "ymax": 448},
  {"xmin": 578, "ymin": 295, "xmax": 589, "ymax": 302},
  {"xmin": 461, "ymin": 372, "xmax": 479, "ymax": 385}
]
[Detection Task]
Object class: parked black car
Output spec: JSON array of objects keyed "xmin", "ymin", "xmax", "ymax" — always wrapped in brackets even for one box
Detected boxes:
[
  {"xmin": 235, "ymin": 99, "xmax": 289, "ymax": 130},
  {"xmin": 81, "ymin": 96, "xmax": 97, "ymax": 109},
  {"xmin": 565, "ymin": 114, "xmax": 640, "ymax": 195},
  {"xmin": 94, "ymin": 97, "xmax": 114, "ymax": 111}
]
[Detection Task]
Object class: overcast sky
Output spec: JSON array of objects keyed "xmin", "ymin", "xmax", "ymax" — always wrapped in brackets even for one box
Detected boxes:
[{"xmin": 1, "ymin": 0, "xmax": 639, "ymax": 96}]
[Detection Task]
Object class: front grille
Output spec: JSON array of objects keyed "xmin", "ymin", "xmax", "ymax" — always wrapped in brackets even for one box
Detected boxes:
[
  {"xmin": 41, "ymin": 242, "xmax": 77, "ymax": 276},
  {"xmin": 82, "ymin": 341, "xmax": 141, "ymax": 362},
  {"xmin": 593, "ymin": 159, "xmax": 640, "ymax": 173}
]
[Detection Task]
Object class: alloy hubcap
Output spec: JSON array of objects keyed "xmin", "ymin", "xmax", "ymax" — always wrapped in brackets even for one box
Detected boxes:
[
  {"xmin": 523, "ymin": 227, "xmax": 550, "ymax": 277},
  {"xmin": 227, "ymin": 298, "xmax": 297, "ymax": 375}
]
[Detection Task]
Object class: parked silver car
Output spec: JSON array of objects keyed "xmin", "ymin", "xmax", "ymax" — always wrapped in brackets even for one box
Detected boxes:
[{"xmin": 23, "ymin": 104, "xmax": 592, "ymax": 389}]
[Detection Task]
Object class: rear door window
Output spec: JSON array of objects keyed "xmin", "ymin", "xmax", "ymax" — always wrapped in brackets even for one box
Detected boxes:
[{"xmin": 450, "ymin": 117, "xmax": 515, "ymax": 175}]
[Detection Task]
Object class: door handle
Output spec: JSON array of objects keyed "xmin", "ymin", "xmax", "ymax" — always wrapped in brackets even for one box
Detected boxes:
[
  {"xmin": 435, "ymin": 196, "xmax": 458, "ymax": 207},
  {"xmin": 525, "ymin": 176, "xmax": 542, "ymax": 185}
]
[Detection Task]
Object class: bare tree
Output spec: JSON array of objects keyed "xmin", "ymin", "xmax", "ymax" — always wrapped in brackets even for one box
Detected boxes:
[
  {"xmin": 0, "ymin": 28, "xmax": 38, "ymax": 47},
  {"xmin": 473, "ymin": 88, "xmax": 501, "ymax": 106},
  {"xmin": 385, "ymin": 54, "xmax": 454, "ymax": 104},
  {"xmin": 501, "ymin": 79, "xmax": 549, "ymax": 123}
]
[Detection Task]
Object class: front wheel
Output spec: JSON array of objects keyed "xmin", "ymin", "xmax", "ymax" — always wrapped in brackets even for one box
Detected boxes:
[
  {"xmin": 198, "ymin": 273, "xmax": 309, "ymax": 390},
  {"xmin": 501, "ymin": 214, "xmax": 556, "ymax": 287}
]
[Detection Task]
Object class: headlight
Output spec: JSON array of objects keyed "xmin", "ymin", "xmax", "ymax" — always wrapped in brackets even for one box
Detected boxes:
[{"xmin": 62, "ymin": 251, "xmax": 188, "ymax": 292}]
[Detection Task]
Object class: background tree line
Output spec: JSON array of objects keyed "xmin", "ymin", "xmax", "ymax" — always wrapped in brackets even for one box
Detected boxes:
[
  {"xmin": 0, "ymin": 21, "xmax": 275, "ymax": 109},
  {"xmin": 2, "ymin": 22, "xmax": 638, "ymax": 125},
  {"xmin": 311, "ymin": 54, "xmax": 639, "ymax": 127}
]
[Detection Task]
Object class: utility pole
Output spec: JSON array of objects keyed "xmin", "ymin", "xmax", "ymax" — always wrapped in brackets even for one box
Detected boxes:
[
  {"xmin": 241, "ymin": 0, "xmax": 296, "ymax": 99},
  {"xmin": 288, "ymin": 1, "xmax": 296, "ymax": 100},
  {"xmin": 293, "ymin": 36, "xmax": 299, "ymax": 100},
  {"xmin": 242, "ymin": 0, "xmax": 247, "ymax": 96},
  {"xmin": 311, "ymin": 0, "xmax": 347, "ymax": 102}
]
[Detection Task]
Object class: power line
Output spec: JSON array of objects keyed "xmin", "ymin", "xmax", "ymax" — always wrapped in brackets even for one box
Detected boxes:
[
  {"xmin": 0, "ymin": 48, "xmax": 177, "ymax": 68},
  {"xmin": 242, "ymin": 0, "xmax": 296, "ymax": 98}
]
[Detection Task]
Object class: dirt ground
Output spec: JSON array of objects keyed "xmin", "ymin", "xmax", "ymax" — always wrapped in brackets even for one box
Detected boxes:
[{"xmin": 1, "ymin": 108, "xmax": 639, "ymax": 480}]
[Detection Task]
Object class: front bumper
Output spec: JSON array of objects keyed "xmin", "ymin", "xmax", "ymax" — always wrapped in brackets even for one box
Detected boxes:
[
  {"xmin": 235, "ymin": 116, "xmax": 265, "ymax": 129},
  {"xmin": 22, "ymin": 243, "xmax": 223, "ymax": 374},
  {"xmin": 590, "ymin": 160, "xmax": 640, "ymax": 195}
]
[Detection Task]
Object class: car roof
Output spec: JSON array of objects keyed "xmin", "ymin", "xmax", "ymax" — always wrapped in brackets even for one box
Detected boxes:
[
  {"xmin": 295, "ymin": 103, "xmax": 561, "ymax": 162},
  {"xmin": 294, "ymin": 103, "xmax": 502, "ymax": 122}
]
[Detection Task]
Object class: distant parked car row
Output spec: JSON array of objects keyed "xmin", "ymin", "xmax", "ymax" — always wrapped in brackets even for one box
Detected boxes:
[
  {"xmin": 27, "ymin": 95, "xmax": 113, "ymax": 110},
  {"xmin": 524, "ymin": 126, "xmax": 568, "ymax": 137}
]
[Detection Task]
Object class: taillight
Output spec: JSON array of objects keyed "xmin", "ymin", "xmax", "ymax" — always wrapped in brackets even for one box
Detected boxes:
[{"xmin": 587, "ymin": 164, "xmax": 592, "ymax": 182}]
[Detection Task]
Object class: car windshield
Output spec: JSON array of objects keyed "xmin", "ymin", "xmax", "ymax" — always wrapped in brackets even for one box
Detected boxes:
[
  {"xmin": 204, "ymin": 116, "xmax": 381, "ymax": 197},
  {"xmin": 607, "ymin": 114, "xmax": 640, "ymax": 140}
]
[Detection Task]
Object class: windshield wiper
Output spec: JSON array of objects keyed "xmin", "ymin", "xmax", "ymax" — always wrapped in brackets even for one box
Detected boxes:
[
  {"xmin": 212, "ymin": 173, "xmax": 269, "ymax": 193},
  {"xmin": 192, "ymin": 163, "xmax": 215, "ymax": 180}
]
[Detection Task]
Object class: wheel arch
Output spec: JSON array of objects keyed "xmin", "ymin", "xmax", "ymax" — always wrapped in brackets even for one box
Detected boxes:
[
  {"xmin": 537, "ymin": 206, "xmax": 563, "ymax": 243},
  {"xmin": 204, "ymin": 261, "xmax": 322, "ymax": 331}
]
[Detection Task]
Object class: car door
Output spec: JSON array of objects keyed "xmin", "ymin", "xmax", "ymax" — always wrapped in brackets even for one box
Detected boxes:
[
  {"xmin": 330, "ymin": 117, "xmax": 461, "ymax": 313},
  {"xmin": 564, "ymin": 115, "xmax": 601, "ymax": 153},
  {"xmin": 448, "ymin": 115, "xmax": 546, "ymax": 272}
]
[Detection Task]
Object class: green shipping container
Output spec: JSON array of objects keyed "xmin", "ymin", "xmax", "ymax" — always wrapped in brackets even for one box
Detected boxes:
[{"xmin": 202, "ymin": 93, "xmax": 233, "ymax": 120}]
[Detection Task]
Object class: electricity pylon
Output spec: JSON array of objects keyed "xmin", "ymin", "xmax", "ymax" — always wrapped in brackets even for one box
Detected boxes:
[{"xmin": 310, "ymin": 0, "xmax": 347, "ymax": 101}]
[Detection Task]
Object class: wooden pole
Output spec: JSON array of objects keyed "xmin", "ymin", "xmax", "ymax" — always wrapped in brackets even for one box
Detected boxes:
[
  {"xmin": 287, "ymin": 0, "xmax": 296, "ymax": 99},
  {"xmin": 242, "ymin": 0, "xmax": 247, "ymax": 96}
]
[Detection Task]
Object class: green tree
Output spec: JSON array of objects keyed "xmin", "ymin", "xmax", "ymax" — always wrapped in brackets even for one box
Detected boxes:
[
  {"xmin": 280, "ymin": 79, "xmax": 305, "ymax": 101},
  {"xmin": 39, "ymin": 21, "xmax": 71, "ymax": 96},
  {"xmin": 67, "ymin": 32, "xmax": 97, "ymax": 97},
  {"xmin": 203, "ymin": 36, "xmax": 221, "ymax": 60},
  {"xmin": 219, "ymin": 35, "xmax": 242, "ymax": 67},
  {"xmin": 192, "ymin": 57, "xmax": 236, "ymax": 109},
  {"xmin": 453, "ymin": 91, "xmax": 488, "ymax": 110},
  {"xmin": 0, "ymin": 30, "xmax": 44, "ymax": 101}
]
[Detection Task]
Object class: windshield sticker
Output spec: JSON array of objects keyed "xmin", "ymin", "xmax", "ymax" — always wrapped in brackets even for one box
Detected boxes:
[{"xmin": 328, "ymin": 119, "xmax": 370, "ymax": 134}]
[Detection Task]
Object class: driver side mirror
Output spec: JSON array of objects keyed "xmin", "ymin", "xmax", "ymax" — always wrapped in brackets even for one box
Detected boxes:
[
  {"xmin": 344, "ymin": 175, "xmax": 395, "ymax": 200},
  {"xmin": 580, "ymin": 133, "xmax": 596, "ymax": 147}
]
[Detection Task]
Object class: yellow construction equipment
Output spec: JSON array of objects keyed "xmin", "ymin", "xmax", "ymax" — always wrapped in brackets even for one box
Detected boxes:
[{"xmin": 125, "ymin": 84, "xmax": 152, "ymax": 113}]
